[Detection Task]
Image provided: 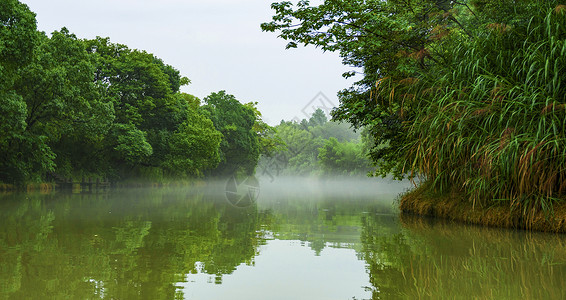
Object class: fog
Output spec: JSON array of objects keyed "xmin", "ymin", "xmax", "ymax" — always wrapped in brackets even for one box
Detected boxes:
[
  {"xmin": 190, "ymin": 175, "xmax": 413, "ymax": 211},
  {"xmin": 256, "ymin": 176, "xmax": 412, "ymax": 203}
]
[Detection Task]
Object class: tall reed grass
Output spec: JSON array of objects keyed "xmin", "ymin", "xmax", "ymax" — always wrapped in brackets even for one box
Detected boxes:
[{"xmin": 384, "ymin": 5, "xmax": 566, "ymax": 220}]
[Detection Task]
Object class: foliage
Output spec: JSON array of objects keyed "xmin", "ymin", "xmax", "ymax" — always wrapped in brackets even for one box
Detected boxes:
[
  {"xmin": 203, "ymin": 91, "xmax": 261, "ymax": 176},
  {"xmin": 277, "ymin": 121, "xmax": 323, "ymax": 175},
  {"xmin": 262, "ymin": 0, "xmax": 454, "ymax": 177},
  {"xmin": 0, "ymin": 0, "xmax": 38, "ymax": 184},
  {"xmin": 21, "ymin": 30, "xmax": 115, "ymax": 179},
  {"xmin": 164, "ymin": 95, "xmax": 222, "ymax": 177},
  {"xmin": 245, "ymin": 101, "xmax": 286, "ymax": 157},
  {"xmin": 318, "ymin": 137, "xmax": 371, "ymax": 175},
  {"xmin": 400, "ymin": 3, "xmax": 566, "ymax": 211},
  {"xmin": 0, "ymin": 0, "xmax": 37, "ymax": 73},
  {"xmin": 0, "ymin": 1, "xmax": 268, "ymax": 184},
  {"xmin": 264, "ymin": 0, "xmax": 566, "ymax": 213},
  {"xmin": 258, "ymin": 109, "xmax": 372, "ymax": 176}
]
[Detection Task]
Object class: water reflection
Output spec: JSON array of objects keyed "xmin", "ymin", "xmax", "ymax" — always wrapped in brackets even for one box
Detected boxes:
[
  {"xmin": 362, "ymin": 214, "xmax": 566, "ymax": 299},
  {"xmin": 1, "ymin": 178, "xmax": 565, "ymax": 299},
  {"xmin": 0, "ymin": 188, "xmax": 265, "ymax": 299}
]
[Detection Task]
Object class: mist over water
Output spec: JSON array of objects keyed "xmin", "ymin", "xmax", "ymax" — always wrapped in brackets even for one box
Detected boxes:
[
  {"xmin": 189, "ymin": 175, "xmax": 411, "ymax": 208},
  {"xmin": 256, "ymin": 175, "xmax": 411, "ymax": 203}
]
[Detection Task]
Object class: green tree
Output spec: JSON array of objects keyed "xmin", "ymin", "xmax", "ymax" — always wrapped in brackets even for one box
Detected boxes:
[
  {"xmin": 0, "ymin": 0, "xmax": 272, "ymax": 184},
  {"xmin": 273, "ymin": 122, "xmax": 322, "ymax": 175},
  {"xmin": 0, "ymin": 0, "xmax": 37, "ymax": 73},
  {"xmin": 309, "ymin": 120, "xmax": 360, "ymax": 142},
  {"xmin": 258, "ymin": 114, "xmax": 370, "ymax": 177},
  {"xmin": 245, "ymin": 101, "xmax": 285, "ymax": 157},
  {"xmin": 0, "ymin": 0, "xmax": 39, "ymax": 183},
  {"xmin": 308, "ymin": 108, "xmax": 328, "ymax": 127},
  {"xmin": 84, "ymin": 37, "xmax": 200, "ymax": 179},
  {"xmin": 1, "ymin": 25, "xmax": 115, "ymax": 183},
  {"xmin": 261, "ymin": 0, "xmax": 472, "ymax": 177},
  {"xmin": 20, "ymin": 29, "xmax": 115, "ymax": 179},
  {"xmin": 163, "ymin": 94, "xmax": 222, "ymax": 177},
  {"xmin": 318, "ymin": 137, "xmax": 370, "ymax": 175},
  {"xmin": 203, "ymin": 91, "xmax": 260, "ymax": 176}
]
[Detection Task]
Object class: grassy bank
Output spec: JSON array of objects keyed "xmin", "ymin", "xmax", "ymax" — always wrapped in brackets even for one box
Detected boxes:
[
  {"xmin": 0, "ymin": 183, "xmax": 56, "ymax": 193},
  {"xmin": 399, "ymin": 183, "xmax": 566, "ymax": 233},
  {"xmin": 0, "ymin": 179, "xmax": 206, "ymax": 194}
]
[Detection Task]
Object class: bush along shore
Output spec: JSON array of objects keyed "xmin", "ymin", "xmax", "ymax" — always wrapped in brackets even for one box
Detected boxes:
[{"xmin": 399, "ymin": 182, "xmax": 566, "ymax": 233}]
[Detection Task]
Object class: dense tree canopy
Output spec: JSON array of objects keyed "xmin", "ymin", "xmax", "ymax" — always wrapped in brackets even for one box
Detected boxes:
[
  {"xmin": 203, "ymin": 91, "xmax": 261, "ymax": 176},
  {"xmin": 0, "ymin": 0, "xmax": 38, "ymax": 183},
  {"xmin": 0, "ymin": 1, "xmax": 272, "ymax": 185}
]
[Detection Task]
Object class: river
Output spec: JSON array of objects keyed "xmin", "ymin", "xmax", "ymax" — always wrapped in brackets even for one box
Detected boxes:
[{"xmin": 1, "ymin": 177, "xmax": 565, "ymax": 299}]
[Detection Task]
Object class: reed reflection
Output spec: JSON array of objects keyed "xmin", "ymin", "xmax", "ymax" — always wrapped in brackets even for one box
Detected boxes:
[{"xmin": 360, "ymin": 214, "xmax": 566, "ymax": 299}]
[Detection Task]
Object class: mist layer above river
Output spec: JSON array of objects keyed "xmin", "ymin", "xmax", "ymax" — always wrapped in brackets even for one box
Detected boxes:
[
  {"xmin": 260, "ymin": 175, "xmax": 410, "ymax": 198},
  {"xmin": 197, "ymin": 175, "xmax": 412, "ymax": 207}
]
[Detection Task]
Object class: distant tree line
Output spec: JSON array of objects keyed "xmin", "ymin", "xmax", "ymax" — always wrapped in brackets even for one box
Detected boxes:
[
  {"xmin": 0, "ymin": 0, "xmax": 273, "ymax": 185},
  {"xmin": 259, "ymin": 108, "xmax": 373, "ymax": 177}
]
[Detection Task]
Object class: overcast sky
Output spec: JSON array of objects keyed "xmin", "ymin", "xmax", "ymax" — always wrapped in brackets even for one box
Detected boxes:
[{"xmin": 21, "ymin": 0, "xmax": 357, "ymax": 125}]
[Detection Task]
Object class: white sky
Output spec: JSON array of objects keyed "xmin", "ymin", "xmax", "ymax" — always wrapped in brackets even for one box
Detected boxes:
[{"xmin": 21, "ymin": 0, "xmax": 357, "ymax": 125}]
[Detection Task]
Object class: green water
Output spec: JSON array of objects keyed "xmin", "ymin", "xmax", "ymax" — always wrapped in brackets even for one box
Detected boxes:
[{"xmin": 1, "ymin": 177, "xmax": 565, "ymax": 299}]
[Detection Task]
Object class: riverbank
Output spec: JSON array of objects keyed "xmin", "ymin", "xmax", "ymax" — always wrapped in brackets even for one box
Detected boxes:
[
  {"xmin": 0, "ymin": 179, "xmax": 207, "ymax": 194},
  {"xmin": 399, "ymin": 184, "xmax": 566, "ymax": 233},
  {"xmin": 0, "ymin": 183, "xmax": 55, "ymax": 193}
]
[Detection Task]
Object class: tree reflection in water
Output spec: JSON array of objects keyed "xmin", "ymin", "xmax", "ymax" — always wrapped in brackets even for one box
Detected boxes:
[{"xmin": 0, "ymin": 188, "xmax": 265, "ymax": 299}]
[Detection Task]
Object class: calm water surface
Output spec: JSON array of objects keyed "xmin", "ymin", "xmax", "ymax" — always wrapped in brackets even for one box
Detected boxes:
[{"xmin": 1, "ymin": 177, "xmax": 566, "ymax": 299}]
